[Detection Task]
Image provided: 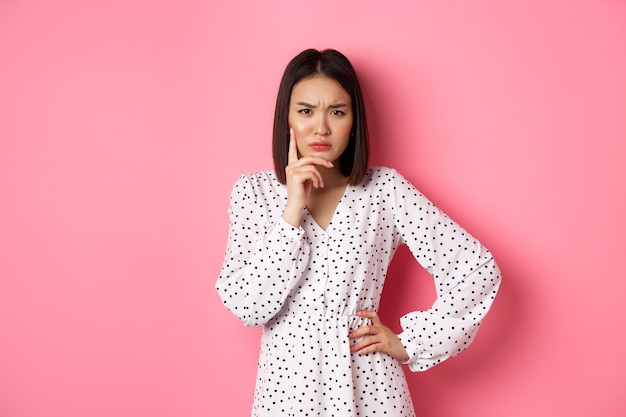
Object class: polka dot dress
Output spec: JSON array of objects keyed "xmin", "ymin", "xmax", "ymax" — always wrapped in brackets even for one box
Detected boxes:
[{"xmin": 216, "ymin": 167, "xmax": 501, "ymax": 417}]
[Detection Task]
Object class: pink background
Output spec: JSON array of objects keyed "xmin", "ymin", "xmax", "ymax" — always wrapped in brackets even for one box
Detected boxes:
[{"xmin": 1, "ymin": 1, "xmax": 625, "ymax": 416}]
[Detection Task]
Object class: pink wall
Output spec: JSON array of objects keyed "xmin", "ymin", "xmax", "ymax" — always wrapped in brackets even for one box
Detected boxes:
[{"xmin": 1, "ymin": 1, "xmax": 625, "ymax": 416}]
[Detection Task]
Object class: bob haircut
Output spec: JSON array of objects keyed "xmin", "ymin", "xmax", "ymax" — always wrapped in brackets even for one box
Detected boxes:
[{"xmin": 272, "ymin": 49, "xmax": 370, "ymax": 185}]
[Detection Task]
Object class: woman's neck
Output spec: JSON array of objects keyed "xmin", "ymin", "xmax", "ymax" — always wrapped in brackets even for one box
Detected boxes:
[{"xmin": 317, "ymin": 165, "xmax": 348, "ymax": 189}]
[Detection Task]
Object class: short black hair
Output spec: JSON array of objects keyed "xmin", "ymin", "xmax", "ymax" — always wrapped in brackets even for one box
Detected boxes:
[{"xmin": 272, "ymin": 49, "xmax": 370, "ymax": 185}]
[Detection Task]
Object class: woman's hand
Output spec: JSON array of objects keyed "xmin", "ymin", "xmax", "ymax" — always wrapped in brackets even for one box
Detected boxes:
[
  {"xmin": 349, "ymin": 310, "xmax": 409, "ymax": 362},
  {"xmin": 282, "ymin": 128, "xmax": 333, "ymax": 227}
]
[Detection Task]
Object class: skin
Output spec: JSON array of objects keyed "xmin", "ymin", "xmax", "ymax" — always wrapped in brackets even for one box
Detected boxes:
[
  {"xmin": 281, "ymin": 75, "xmax": 409, "ymax": 362},
  {"xmin": 282, "ymin": 75, "xmax": 351, "ymax": 230}
]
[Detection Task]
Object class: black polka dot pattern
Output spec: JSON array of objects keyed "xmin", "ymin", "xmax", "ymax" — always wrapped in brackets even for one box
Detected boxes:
[{"xmin": 216, "ymin": 167, "xmax": 501, "ymax": 416}]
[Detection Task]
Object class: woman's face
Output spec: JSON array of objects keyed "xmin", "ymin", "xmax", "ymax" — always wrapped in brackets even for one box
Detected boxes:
[{"xmin": 288, "ymin": 76, "xmax": 353, "ymax": 164}]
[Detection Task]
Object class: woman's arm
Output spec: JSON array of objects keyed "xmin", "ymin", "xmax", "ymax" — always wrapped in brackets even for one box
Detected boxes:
[
  {"xmin": 391, "ymin": 169, "xmax": 502, "ymax": 371},
  {"xmin": 215, "ymin": 174, "xmax": 310, "ymax": 326}
]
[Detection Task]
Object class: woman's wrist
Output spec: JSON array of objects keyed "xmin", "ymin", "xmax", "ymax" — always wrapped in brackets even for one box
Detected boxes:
[{"xmin": 282, "ymin": 204, "xmax": 303, "ymax": 228}]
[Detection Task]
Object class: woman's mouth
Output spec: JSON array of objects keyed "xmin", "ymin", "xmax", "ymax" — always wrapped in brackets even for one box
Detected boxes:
[{"xmin": 311, "ymin": 142, "xmax": 331, "ymax": 151}]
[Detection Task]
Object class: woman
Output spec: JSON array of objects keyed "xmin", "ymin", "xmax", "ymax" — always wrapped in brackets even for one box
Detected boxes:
[{"xmin": 216, "ymin": 49, "xmax": 501, "ymax": 416}]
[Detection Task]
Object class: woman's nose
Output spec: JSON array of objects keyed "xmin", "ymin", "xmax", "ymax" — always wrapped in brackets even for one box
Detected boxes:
[{"xmin": 315, "ymin": 116, "xmax": 330, "ymax": 136}]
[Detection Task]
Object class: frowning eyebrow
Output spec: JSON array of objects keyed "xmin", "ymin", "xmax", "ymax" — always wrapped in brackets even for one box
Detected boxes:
[{"xmin": 296, "ymin": 101, "xmax": 348, "ymax": 109}]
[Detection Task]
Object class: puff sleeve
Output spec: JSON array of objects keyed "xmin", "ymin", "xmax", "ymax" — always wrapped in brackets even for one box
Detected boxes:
[
  {"xmin": 215, "ymin": 175, "xmax": 310, "ymax": 326},
  {"xmin": 390, "ymin": 170, "xmax": 501, "ymax": 371}
]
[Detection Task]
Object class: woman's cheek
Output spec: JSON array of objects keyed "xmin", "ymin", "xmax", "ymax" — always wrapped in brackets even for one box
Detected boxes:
[{"xmin": 289, "ymin": 121, "xmax": 309, "ymax": 138}]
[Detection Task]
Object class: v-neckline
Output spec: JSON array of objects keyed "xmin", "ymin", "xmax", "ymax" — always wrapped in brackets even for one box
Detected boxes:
[{"xmin": 304, "ymin": 183, "xmax": 350, "ymax": 233}]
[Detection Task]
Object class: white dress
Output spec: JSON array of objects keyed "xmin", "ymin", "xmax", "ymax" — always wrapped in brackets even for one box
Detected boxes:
[{"xmin": 216, "ymin": 166, "xmax": 501, "ymax": 417}]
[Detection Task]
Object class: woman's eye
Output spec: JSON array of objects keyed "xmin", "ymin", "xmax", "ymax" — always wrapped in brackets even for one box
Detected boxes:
[
  {"xmin": 298, "ymin": 109, "xmax": 312, "ymax": 115},
  {"xmin": 331, "ymin": 110, "xmax": 345, "ymax": 116}
]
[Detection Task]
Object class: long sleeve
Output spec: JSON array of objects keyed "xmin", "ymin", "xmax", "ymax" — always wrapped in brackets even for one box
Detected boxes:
[
  {"xmin": 390, "ymin": 170, "xmax": 502, "ymax": 372},
  {"xmin": 215, "ymin": 174, "xmax": 310, "ymax": 326}
]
